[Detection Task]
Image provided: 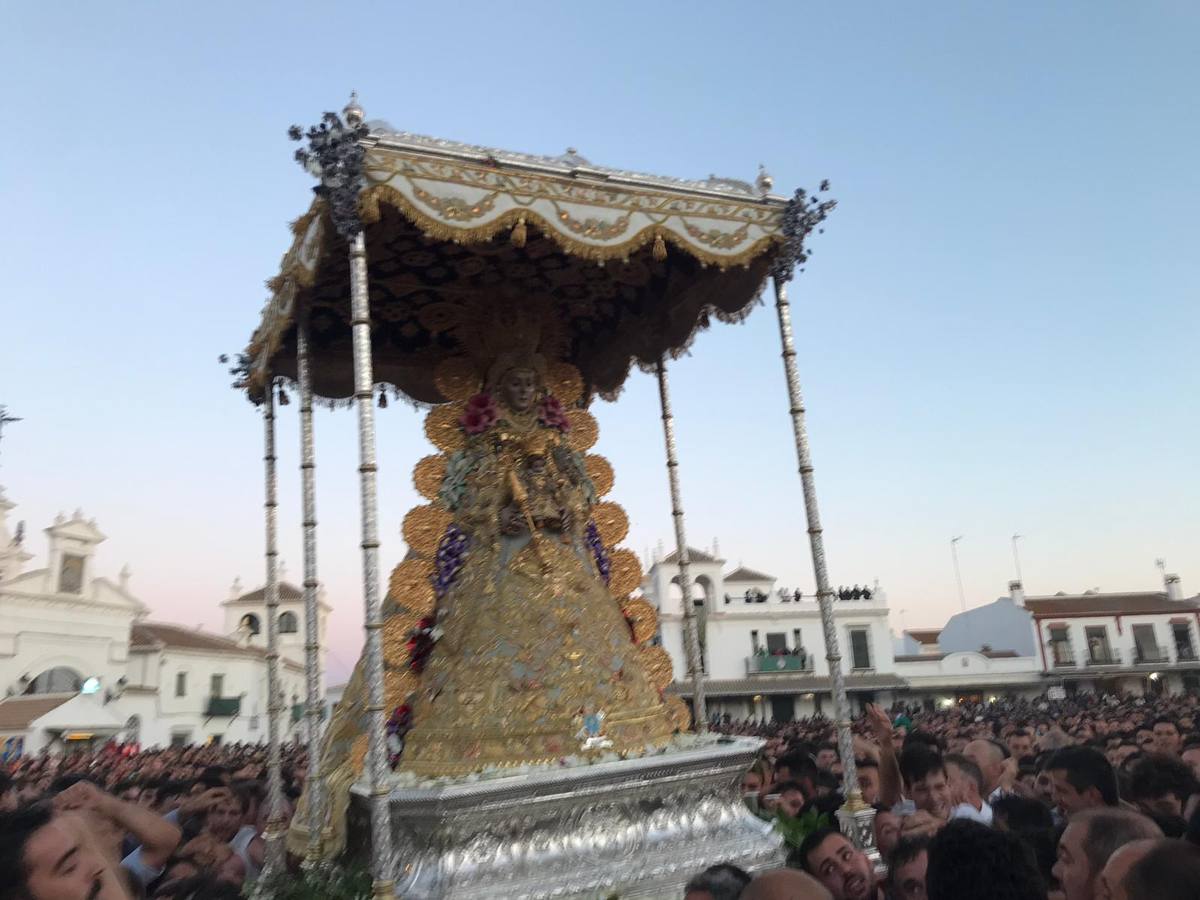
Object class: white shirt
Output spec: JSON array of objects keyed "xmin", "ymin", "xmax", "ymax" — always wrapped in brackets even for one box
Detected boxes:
[{"xmin": 950, "ymin": 800, "xmax": 994, "ymax": 826}]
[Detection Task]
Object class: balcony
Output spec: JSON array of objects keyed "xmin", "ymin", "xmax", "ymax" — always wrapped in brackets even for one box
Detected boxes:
[
  {"xmin": 1177, "ymin": 646, "xmax": 1198, "ymax": 663},
  {"xmin": 747, "ymin": 654, "xmax": 815, "ymax": 675},
  {"xmin": 1086, "ymin": 649, "xmax": 1122, "ymax": 667},
  {"xmin": 205, "ymin": 696, "xmax": 241, "ymax": 717},
  {"xmin": 1050, "ymin": 649, "xmax": 1076, "ymax": 669},
  {"xmin": 1133, "ymin": 650, "xmax": 1170, "ymax": 666}
]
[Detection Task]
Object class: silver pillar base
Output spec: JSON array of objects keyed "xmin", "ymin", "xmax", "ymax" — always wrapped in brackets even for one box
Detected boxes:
[{"xmin": 348, "ymin": 736, "xmax": 783, "ymax": 899}]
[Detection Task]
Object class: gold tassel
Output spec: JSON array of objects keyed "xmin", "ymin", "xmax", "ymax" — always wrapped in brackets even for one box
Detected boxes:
[
  {"xmin": 511, "ymin": 216, "xmax": 527, "ymax": 249},
  {"xmin": 652, "ymin": 231, "xmax": 667, "ymax": 262}
]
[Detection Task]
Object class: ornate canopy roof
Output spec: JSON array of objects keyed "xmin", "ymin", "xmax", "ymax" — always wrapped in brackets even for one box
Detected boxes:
[{"xmin": 242, "ymin": 108, "xmax": 799, "ymax": 404}]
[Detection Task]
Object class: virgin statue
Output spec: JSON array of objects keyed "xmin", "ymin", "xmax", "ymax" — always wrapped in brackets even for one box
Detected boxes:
[{"xmin": 289, "ymin": 338, "xmax": 681, "ymax": 858}]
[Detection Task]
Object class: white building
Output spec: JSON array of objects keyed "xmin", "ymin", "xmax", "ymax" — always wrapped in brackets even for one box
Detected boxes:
[
  {"xmin": 0, "ymin": 488, "xmax": 322, "ymax": 755},
  {"xmin": 645, "ymin": 546, "xmax": 903, "ymax": 721},
  {"xmin": 1021, "ymin": 576, "xmax": 1200, "ymax": 697}
]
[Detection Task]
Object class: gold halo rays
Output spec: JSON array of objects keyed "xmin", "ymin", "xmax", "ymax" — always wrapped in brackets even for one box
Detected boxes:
[
  {"xmin": 545, "ymin": 361, "xmax": 584, "ymax": 405},
  {"xmin": 402, "ymin": 505, "xmax": 452, "ymax": 557},
  {"xmin": 584, "ymin": 455, "xmax": 614, "ymax": 498},
  {"xmin": 608, "ymin": 549, "xmax": 642, "ymax": 596},
  {"xmin": 565, "ymin": 409, "xmax": 598, "ymax": 451},
  {"xmin": 592, "ymin": 502, "xmax": 629, "ymax": 547},
  {"xmin": 639, "ymin": 645, "xmax": 674, "ymax": 692},
  {"xmin": 621, "ymin": 598, "xmax": 658, "ymax": 644},
  {"xmin": 412, "ymin": 455, "xmax": 448, "ymax": 500},
  {"xmin": 387, "ymin": 559, "xmax": 436, "ymax": 615},
  {"xmin": 424, "ymin": 404, "xmax": 466, "ymax": 452}
]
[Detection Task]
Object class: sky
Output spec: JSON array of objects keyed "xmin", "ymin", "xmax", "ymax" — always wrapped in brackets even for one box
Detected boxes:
[{"xmin": 2, "ymin": 2, "xmax": 1197, "ymax": 681}]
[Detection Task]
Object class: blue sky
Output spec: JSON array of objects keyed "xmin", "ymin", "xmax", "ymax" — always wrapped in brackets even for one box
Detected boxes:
[{"xmin": 2, "ymin": 2, "xmax": 1197, "ymax": 678}]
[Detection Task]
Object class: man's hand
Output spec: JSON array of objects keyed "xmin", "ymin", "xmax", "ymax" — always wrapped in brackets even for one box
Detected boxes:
[
  {"xmin": 998, "ymin": 756, "xmax": 1018, "ymax": 792},
  {"xmin": 900, "ymin": 810, "xmax": 943, "ymax": 839},
  {"xmin": 54, "ymin": 780, "xmax": 115, "ymax": 817},
  {"xmin": 865, "ymin": 704, "xmax": 894, "ymax": 747},
  {"xmin": 179, "ymin": 787, "xmax": 232, "ymax": 817}
]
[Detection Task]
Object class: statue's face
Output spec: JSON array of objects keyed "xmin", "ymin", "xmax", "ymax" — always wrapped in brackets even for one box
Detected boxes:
[{"xmin": 500, "ymin": 367, "xmax": 538, "ymax": 412}]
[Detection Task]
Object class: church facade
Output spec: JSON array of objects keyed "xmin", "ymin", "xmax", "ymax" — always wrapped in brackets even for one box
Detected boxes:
[{"xmin": 0, "ymin": 487, "xmax": 321, "ymax": 755}]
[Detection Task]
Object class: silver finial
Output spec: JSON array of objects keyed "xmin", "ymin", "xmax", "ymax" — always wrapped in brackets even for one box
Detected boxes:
[
  {"xmin": 756, "ymin": 164, "xmax": 774, "ymax": 197},
  {"xmin": 343, "ymin": 91, "xmax": 365, "ymax": 127}
]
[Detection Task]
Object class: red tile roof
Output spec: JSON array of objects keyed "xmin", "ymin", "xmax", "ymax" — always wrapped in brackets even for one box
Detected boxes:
[
  {"xmin": 222, "ymin": 582, "xmax": 304, "ymax": 606},
  {"xmin": 1025, "ymin": 592, "xmax": 1200, "ymax": 616}
]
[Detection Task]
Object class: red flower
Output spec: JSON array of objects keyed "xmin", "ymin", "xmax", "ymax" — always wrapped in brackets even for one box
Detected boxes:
[
  {"xmin": 460, "ymin": 395, "xmax": 499, "ymax": 435},
  {"xmin": 538, "ymin": 395, "xmax": 571, "ymax": 432}
]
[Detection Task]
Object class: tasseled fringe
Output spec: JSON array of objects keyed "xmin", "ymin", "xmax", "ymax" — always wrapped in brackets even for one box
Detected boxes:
[
  {"xmin": 652, "ymin": 231, "xmax": 667, "ymax": 262},
  {"xmin": 510, "ymin": 216, "xmax": 527, "ymax": 249}
]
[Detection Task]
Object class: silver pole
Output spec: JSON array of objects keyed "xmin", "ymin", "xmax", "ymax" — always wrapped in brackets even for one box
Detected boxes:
[
  {"xmin": 259, "ymin": 381, "xmax": 287, "ymax": 882},
  {"xmin": 771, "ymin": 274, "xmax": 877, "ymax": 863},
  {"xmin": 951, "ymin": 536, "xmax": 966, "ymax": 612},
  {"xmin": 654, "ymin": 358, "xmax": 707, "ymax": 732},
  {"xmin": 348, "ymin": 230, "xmax": 392, "ymax": 895},
  {"xmin": 296, "ymin": 310, "xmax": 326, "ymax": 864}
]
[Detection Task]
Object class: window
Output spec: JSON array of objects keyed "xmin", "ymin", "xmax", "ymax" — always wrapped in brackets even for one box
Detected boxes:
[
  {"xmin": 170, "ymin": 730, "xmax": 192, "ymax": 748},
  {"xmin": 1173, "ymin": 623, "xmax": 1196, "ymax": 661},
  {"xmin": 210, "ymin": 674, "xmax": 224, "ymax": 698},
  {"xmin": 1132, "ymin": 624, "xmax": 1162, "ymax": 663},
  {"xmin": 59, "ymin": 554, "xmax": 84, "ymax": 594},
  {"xmin": 765, "ymin": 632, "xmax": 788, "ymax": 655},
  {"xmin": 849, "ymin": 628, "xmax": 872, "ymax": 670},
  {"xmin": 175, "ymin": 672, "xmax": 187, "ymax": 697},
  {"xmin": 750, "ymin": 630, "xmax": 759, "ymax": 653},
  {"xmin": 792, "ymin": 628, "xmax": 802, "ymax": 649},
  {"xmin": 279, "ymin": 611, "xmax": 299, "ymax": 634},
  {"xmin": 239, "ymin": 613, "xmax": 261, "ymax": 636},
  {"xmin": 1048, "ymin": 626, "xmax": 1073, "ymax": 665},
  {"xmin": 1085, "ymin": 626, "xmax": 1114, "ymax": 664}
]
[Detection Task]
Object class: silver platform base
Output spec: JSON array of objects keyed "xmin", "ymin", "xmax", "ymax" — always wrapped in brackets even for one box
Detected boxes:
[{"xmin": 348, "ymin": 736, "xmax": 783, "ymax": 899}]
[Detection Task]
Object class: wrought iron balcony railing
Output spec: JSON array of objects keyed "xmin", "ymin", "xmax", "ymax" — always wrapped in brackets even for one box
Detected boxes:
[
  {"xmin": 204, "ymin": 696, "xmax": 241, "ymax": 717},
  {"xmin": 747, "ymin": 654, "xmax": 815, "ymax": 674}
]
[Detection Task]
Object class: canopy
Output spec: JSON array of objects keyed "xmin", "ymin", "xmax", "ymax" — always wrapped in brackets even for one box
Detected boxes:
[{"xmin": 242, "ymin": 122, "xmax": 790, "ymax": 404}]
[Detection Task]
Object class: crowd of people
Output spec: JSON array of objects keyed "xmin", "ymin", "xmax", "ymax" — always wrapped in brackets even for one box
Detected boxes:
[
  {"xmin": 0, "ymin": 743, "xmax": 307, "ymax": 900},
  {"xmin": 4, "ymin": 692, "xmax": 1200, "ymax": 899},
  {"xmin": 689, "ymin": 691, "xmax": 1200, "ymax": 900}
]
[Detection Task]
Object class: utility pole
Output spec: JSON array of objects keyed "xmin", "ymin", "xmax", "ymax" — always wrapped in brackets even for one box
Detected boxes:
[{"xmin": 951, "ymin": 536, "xmax": 966, "ymax": 612}]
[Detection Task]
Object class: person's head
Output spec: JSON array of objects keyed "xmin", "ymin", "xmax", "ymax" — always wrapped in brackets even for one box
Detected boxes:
[
  {"xmin": 926, "ymin": 819, "xmax": 1045, "ymax": 900},
  {"xmin": 1128, "ymin": 754, "xmax": 1198, "ymax": 819},
  {"xmin": 873, "ymin": 807, "xmax": 901, "ymax": 858},
  {"xmin": 815, "ymin": 743, "xmax": 839, "ymax": 771},
  {"xmin": 497, "ymin": 366, "xmax": 539, "ymax": 412},
  {"xmin": 963, "ymin": 739, "xmax": 1008, "ymax": 795},
  {"xmin": 1121, "ymin": 839, "xmax": 1200, "ymax": 900},
  {"xmin": 0, "ymin": 803, "xmax": 123, "ymax": 900},
  {"xmin": 1047, "ymin": 746, "xmax": 1119, "ymax": 819},
  {"xmin": 796, "ymin": 828, "xmax": 876, "ymax": 900},
  {"xmin": 1136, "ymin": 728, "xmax": 1156, "ymax": 753},
  {"xmin": 991, "ymin": 795, "xmax": 1054, "ymax": 834},
  {"xmin": 774, "ymin": 780, "xmax": 808, "ymax": 819},
  {"xmin": 889, "ymin": 836, "xmax": 930, "ymax": 900},
  {"xmin": 1152, "ymin": 718, "xmax": 1182, "ymax": 757},
  {"xmin": 1096, "ymin": 839, "xmax": 1159, "ymax": 900},
  {"xmin": 1051, "ymin": 808, "xmax": 1163, "ymax": 900},
  {"xmin": 113, "ymin": 780, "xmax": 140, "ymax": 804},
  {"xmin": 203, "ymin": 792, "xmax": 247, "ymax": 843},
  {"xmin": 742, "ymin": 761, "xmax": 770, "ymax": 795},
  {"xmin": 683, "ymin": 863, "xmax": 752, "ymax": 900},
  {"xmin": 900, "ymin": 747, "xmax": 951, "ymax": 819},
  {"xmin": 1180, "ymin": 743, "xmax": 1200, "ymax": 782},
  {"xmin": 943, "ymin": 753, "xmax": 985, "ymax": 807},
  {"xmin": 775, "ymin": 752, "xmax": 818, "ymax": 800},
  {"xmin": 855, "ymin": 758, "xmax": 880, "ymax": 806},
  {"xmin": 1007, "ymin": 729, "xmax": 1035, "ymax": 761},
  {"xmin": 739, "ymin": 868, "xmax": 832, "ymax": 900}
]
